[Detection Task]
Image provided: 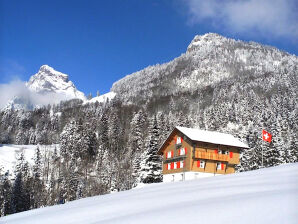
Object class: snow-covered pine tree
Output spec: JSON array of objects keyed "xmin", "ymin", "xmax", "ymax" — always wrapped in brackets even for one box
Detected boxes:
[
  {"xmin": 11, "ymin": 172, "xmax": 29, "ymax": 213},
  {"xmin": 0, "ymin": 171, "xmax": 12, "ymax": 216},
  {"xmin": 31, "ymin": 146, "xmax": 46, "ymax": 209},
  {"xmin": 129, "ymin": 110, "xmax": 146, "ymax": 187},
  {"xmin": 139, "ymin": 115, "xmax": 162, "ymax": 184}
]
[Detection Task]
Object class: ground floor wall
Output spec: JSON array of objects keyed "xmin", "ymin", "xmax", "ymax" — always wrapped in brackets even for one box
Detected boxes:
[{"xmin": 163, "ymin": 171, "xmax": 222, "ymax": 183}]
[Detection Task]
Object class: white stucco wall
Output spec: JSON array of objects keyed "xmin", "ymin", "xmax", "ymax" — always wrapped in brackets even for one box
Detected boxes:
[{"xmin": 163, "ymin": 172, "xmax": 222, "ymax": 183}]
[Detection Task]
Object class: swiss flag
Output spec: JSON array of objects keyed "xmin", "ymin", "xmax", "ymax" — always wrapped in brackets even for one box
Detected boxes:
[{"xmin": 262, "ymin": 130, "xmax": 272, "ymax": 143}]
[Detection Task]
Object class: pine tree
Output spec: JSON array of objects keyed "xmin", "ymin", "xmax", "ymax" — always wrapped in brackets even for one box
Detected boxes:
[
  {"xmin": 139, "ymin": 115, "xmax": 162, "ymax": 184},
  {"xmin": 129, "ymin": 110, "xmax": 146, "ymax": 186},
  {"xmin": 0, "ymin": 171, "xmax": 12, "ymax": 216},
  {"xmin": 31, "ymin": 146, "xmax": 45, "ymax": 208},
  {"xmin": 11, "ymin": 172, "xmax": 29, "ymax": 213}
]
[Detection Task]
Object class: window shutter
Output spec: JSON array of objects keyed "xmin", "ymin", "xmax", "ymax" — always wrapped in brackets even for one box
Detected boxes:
[
  {"xmin": 165, "ymin": 164, "xmax": 168, "ymax": 170},
  {"xmin": 185, "ymin": 148, "xmax": 187, "ymax": 155},
  {"xmin": 230, "ymin": 151, "xmax": 233, "ymax": 158},
  {"xmin": 221, "ymin": 163, "xmax": 224, "ymax": 170},
  {"xmin": 181, "ymin": 137, "xmax": 183, "ymax": 143},
  {"xmin": 197, "ymin": 160, "xmax": 200, "ymax": 167},
  {"xmin": 171, "ymin": 162, "xmax": 174, "ymax": 169},
  {"xmin": 171, "ymin": 151, "xmax": 173, "ymax": 158},
  {"xmin": 214, "ymin": 149, "xmax": 218, "ymax": 154},
  {"xmin": 177, "ymin": 161, "xmax": 180, "ymax": 169}
]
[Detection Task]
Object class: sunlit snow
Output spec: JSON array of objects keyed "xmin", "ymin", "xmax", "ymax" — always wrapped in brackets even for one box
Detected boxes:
[{"xmin": 1, "ymin": 163, "xmax": 297, "ymax": 224}]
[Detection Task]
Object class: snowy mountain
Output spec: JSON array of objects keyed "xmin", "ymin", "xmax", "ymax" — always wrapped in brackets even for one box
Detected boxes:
[
  {"xmin": 0, "ymin": 33, "xmax": 297, "ymax": 218},
  {"xmin": 26, "ymin": 65, "xmax": 86, "ymax": 100},
  {"xmin": 111, "ymin": 33, "xmax": 297, "ymax": 104},
  {"xmin": 2, "ymin": 65, "xmax": 86, "ymax": 111},
  {"xmin": 1, "ymin": 163, "xmax": 297, "ymax": 224}
]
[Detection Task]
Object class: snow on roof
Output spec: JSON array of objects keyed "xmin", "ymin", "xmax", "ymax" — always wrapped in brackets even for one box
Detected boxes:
[{"xmin": 176, "ymin": 126, "xmax": 249, "ymax": 148}]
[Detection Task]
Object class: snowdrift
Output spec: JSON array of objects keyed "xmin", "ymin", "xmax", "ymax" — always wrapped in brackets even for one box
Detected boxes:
[{"xmin": 1, "ymin": 163, "xmax": 297, "ymax": 224}]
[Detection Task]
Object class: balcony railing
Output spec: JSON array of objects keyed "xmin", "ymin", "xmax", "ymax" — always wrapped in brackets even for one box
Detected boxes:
[
  {"xmin": 195, "ymin": 151, "xmax": 229, "ymax": 162},
  {"xmin": 164, "ymin": 155, "xmax": 187, "ymax": 163}
]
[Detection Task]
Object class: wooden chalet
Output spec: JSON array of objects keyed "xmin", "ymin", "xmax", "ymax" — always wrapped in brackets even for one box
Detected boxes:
[{"xmin": 157, "ymin": 126, "xmax": 249, "ymax": 182}]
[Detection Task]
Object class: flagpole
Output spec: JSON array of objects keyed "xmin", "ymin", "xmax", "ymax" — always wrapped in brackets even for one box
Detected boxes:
[
  {"xmin": 261, "ymin": 129, "xmax": 264, "ymax": 168},
  {"xmin": 262, "ymin": 138, "xmax": 264, "ymax": 168}
]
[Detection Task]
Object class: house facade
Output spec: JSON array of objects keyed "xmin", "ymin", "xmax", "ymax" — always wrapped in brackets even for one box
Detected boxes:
[{"xmin": 157, "ymin": 126, "xmax": 249, "ymax": 182}]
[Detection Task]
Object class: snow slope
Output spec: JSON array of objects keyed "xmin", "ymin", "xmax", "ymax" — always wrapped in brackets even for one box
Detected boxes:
[
  {"xmin": 0, "ymin": 144, "xmax": 58, "ymax": 175},
  {"xmin": 85, "ymin": 92, "xmax": 116, "ymax": 104},
  {"xmin": 1, "ymin": 163, "xmax": 297, "ymax": 224}
]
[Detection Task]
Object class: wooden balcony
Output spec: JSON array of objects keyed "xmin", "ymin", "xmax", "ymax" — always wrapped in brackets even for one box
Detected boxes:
[
  {"xmin": 194, "ymin": 151, "xmax": 229, "ymax": 162},
  {"xmin": 164, "ymin": 155, "xmax": 187, "ymax": 163}
]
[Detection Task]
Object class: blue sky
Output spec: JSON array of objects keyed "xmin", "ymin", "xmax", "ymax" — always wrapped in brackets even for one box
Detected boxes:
[{"xmin": 1, "ymin": 0, "xmax": 297, "ymax": 96}]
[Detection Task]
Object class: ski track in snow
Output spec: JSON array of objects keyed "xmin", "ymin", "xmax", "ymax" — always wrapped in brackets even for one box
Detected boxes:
[{"xmin": 1, "ymin": 163, "xmax": 297, "ymax": 224}]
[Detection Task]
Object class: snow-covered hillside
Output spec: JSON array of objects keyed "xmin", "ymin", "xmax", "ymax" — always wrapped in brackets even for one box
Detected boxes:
[
  {"xmin": 1, "ymin": 163, "xmax": 297, "ymax": 224},
  {"xmin": 0, "ymin": 144, "xmax": 58, "ymax": 175},
  {"xmin": 85, "ymin": 92, "xmax": 116, "ymax": 105}
]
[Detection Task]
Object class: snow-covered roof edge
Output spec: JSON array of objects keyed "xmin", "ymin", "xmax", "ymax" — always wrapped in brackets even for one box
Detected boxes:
[
  {"xmin": 176, "ymin": 126, "xmax": 249, "ymax": 149},
  {"xmin": 158, "ymin": 126, "xmax": 249, "ymax": 154}
]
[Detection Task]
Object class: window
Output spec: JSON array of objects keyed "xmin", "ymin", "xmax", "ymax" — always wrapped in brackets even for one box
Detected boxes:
[
  {"xmin": 180, "ymin": 160, "xmax": 184, "ymax": 168},
  {"xmin": 200, "ymin": 160, "xmax": 205, "ymax": 168},
  {"xmin": 220, "ymin": 150, "xmax": 229, "ymax": 155},
  {"xmin": 167, "ymin": 151, "xmax": 173, "ymax": 159},
  {"xmin": 197, "ymin": 160, "xmax": 205, "ymax": 168},
  {"xmin": 176, "ymin": 136, "xmax": 182, "ymax": 145},
  {"xmin": 174, "ymin": 162, "xmax": 177, "ymax": 169},
  {"xmin": 167, "ymin": 163, "xmax": 171, "ymax": 170},
  {"xmin": 179, "ymin": 148, "xmax": 187, "ymax": 156},
  {"xmin": 217, "ymin": 162, "xmax": 225, "ymax": 170}
]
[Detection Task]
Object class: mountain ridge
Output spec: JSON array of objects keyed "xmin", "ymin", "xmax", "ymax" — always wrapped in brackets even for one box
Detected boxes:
[{"xmin": 111, "ymin": 33, "xmax": 297, "ymax": 105}]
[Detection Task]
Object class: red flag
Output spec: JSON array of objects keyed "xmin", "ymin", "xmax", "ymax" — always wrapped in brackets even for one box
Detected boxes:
[{"xmin": 262, "ymin": 130, "xmax": 272, "ymax": 142}]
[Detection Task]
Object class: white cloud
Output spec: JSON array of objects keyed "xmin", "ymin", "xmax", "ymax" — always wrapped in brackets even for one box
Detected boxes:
[
  {"xmin": 0, "ymin": 80, "xmax": 71, "ymax": 109},
  {"xmin": 184, "ymin": 0, "xmax": 298, "ymax": 39}
]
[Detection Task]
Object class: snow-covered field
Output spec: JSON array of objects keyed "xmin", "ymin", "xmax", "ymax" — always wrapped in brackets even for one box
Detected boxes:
[
  {"xmin": 0, "ymin": 144, "xmax": 57, "ymax": 175},
  {"xmin": 1, "ymin": 163, "xmax": 297, "ymax": 224}
]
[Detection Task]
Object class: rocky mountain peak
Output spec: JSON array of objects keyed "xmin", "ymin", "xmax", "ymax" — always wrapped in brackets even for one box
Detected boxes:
[
  {"xmin": 26, "ymin": 65, "xmax": 85, "ymax": 100},
  {"xmin": 186, "ymin": 33, "xmax": 230, "ymax": 53}
]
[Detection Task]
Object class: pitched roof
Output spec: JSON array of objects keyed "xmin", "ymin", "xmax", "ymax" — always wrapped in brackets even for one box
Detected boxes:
[{"xmin": 176, "ymin": 126, "xmax": 249, "ymax": 149}]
